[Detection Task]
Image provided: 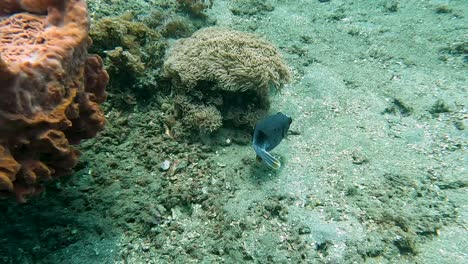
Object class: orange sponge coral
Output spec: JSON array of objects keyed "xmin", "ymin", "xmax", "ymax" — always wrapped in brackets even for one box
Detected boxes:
[{"xmin": 0, "ymin": 0, "xmax": 109, "ymax": 202}]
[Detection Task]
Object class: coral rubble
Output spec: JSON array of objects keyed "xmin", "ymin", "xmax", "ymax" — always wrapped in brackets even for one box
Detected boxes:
[{"xmin": 0, "ymin": 0, "xmax": 108, "ymax": 202}]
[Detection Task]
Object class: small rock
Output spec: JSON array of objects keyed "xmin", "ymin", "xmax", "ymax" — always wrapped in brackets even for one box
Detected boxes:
[
  {"xmin": 141, "ymin": 244, "xmax": 150, "ymax": 252},
  {"xmin": 298, "ymin": 225, "xmax": 311, "ymax": 234},
  {"xmin": 352, "ymin": 150, "xmax": 368, "ymax": 165},
  {"xmin": 160, "ymin": 160, "xmax": 171, "ymax": 171}
]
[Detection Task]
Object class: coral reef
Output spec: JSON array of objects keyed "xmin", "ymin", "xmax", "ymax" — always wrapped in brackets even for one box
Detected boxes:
[
  {"xmin": 0, "ymin": 0, "xmax": 108, "ymax": 202},
  {"xmin": 163, "ymin": 27, "xmax": 290, "ymax": 134},
  {"xmin": 89, "ymin": 14, "xmax": 167, "ymax": 93},
  {"xmin": 86, "ymin": 0, "xmax": 215, "ymax": 110},
  {"xmin": 86, "ymin": 0, "xmax": 213, "ymax": 39},
  {"xmin": 177, "ymin": 0, "xmax": 213, "ymax": 17}
]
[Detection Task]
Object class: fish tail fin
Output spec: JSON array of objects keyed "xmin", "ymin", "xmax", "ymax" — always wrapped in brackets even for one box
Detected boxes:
[{"xmin": 254, "ymin": 146, "xmax": 281, "ymax": 170}]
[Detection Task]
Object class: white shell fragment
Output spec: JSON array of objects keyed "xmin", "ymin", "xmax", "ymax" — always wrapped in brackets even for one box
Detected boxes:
[{"xmin": 160, "ymin": 160, "xmax": 171, "ymax": 171}]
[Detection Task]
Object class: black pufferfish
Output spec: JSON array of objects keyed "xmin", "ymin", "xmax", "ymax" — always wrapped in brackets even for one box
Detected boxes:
[{"xmin": 252, "ymin": 112, "xmax": 292, "ymax": 169}]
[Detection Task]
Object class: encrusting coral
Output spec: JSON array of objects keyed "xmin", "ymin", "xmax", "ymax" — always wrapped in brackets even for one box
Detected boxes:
[
  {"xmin": 163, "ymin": 27, "xmax": 290, "ymax": 134},
  {"xmin": 0, "ymin": 0, "xmax": 109, "ymax": 202}
]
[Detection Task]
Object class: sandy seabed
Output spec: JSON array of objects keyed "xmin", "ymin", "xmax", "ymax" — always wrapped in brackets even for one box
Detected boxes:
[{"xmin": 1, "ymin": 1, "xmax": 466, "ymax": 263}]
